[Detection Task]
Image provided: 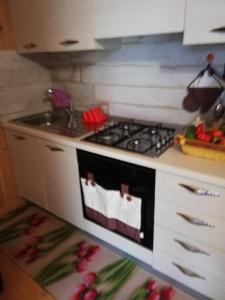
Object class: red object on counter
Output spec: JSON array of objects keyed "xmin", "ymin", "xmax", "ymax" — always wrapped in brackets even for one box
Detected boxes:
[{"xmin": 83, "ymin": 106, "xmax": 107, "ymax": 123}]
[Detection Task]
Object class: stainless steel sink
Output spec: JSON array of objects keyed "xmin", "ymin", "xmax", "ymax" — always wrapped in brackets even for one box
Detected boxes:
[
  {"xmin": 12, "ymin": 111, "xmax": 91, "ymax": 137},
  {"xmin": 17, "ymin": 111, "xmax": 65, "ymax": 127}
]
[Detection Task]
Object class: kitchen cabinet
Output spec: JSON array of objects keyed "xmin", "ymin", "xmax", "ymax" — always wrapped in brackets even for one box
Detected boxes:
[
  {"xmin": 0, "ymin": 252, "xmax": 54, "ymax": 300},
  {"xmin": 94, "ymin": 0, "xmax": 186, "ymax": 39},
  {"xmin": 0, "ymin": 127, "xmax": 21, "ymax": 214},
  {"xmin": 5, "ymin": 129, "xmax": 45, "ymax": 208},
  {"xmin": 153, "ymin": 170, "xmax": 225, "ymax": 300},
  {"xmin": 184, "ymin": 0, "xmax": 225, "ymax": 45},
  {"xmin": 38, "ymin": 139, "xmax": 84, "ymax": 229},
  {"xmin": 0, "ymin": 0, "xmax": 14, "ymax": 49},
  {"xmin": 5, "ymin": 129, "xmax": 84, "ymax": 229},
  {"xmin": 8, "ymin": 0, "xmax": 105, "ymax": 53}
]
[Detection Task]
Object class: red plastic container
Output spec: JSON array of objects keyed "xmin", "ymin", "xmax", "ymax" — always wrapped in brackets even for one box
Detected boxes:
[{"xmin": 83, "ymin": 107, "xmax": 107, "ymax": 123}]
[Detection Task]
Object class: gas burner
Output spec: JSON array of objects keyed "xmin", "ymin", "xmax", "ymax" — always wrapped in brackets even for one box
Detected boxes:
[
  {"xmin": 98, "ymin": 132, "xmax": 120, "ymax": 144},
  {"xmin": 84, "ymin": 120, "xmax": 175, "ymax": 157},
  {"xmin": 127, "ymin": 138, "xmax": 152, "ymax": 153}
]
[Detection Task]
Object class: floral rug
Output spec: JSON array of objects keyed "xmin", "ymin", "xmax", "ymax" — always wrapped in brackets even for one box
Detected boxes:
[{"xmin": 0, "ymin": 203, "xmax": 195, "ymax": 300}]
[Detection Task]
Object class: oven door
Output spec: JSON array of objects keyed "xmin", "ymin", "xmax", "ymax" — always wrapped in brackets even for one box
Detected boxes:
[{"xmin": 77, "ymin": 149, "xmax": 155, "ymax": 250}]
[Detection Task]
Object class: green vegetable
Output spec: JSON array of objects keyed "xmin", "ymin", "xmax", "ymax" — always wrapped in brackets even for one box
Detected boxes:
[{"xmin": 185, "ymin": 125, "xmax": 196, "ymax": 140}]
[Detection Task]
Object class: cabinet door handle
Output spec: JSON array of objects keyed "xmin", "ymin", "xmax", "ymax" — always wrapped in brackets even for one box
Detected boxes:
[
  {"xmin": 46, "ymin": 145, "xmax": 64, "ymax": 152},
  {"xmin": 179, "ymin": 183, "xmax": 220, "ymax": 197},
  {"xmin": 176, "ymin": 212, "xmax": 215, "ymax": 228},
  {"xmin": 174, "ymin": 239, "xmax": 210, "ymax": 256},
  {"xmin": 211, "ymin": 26, "xmax": 225, "ymax": 33},
  {"xmin": 59, "ymin": 40, "xmax": 79, "ymax": 46},
  {"xmin": 172, "ymin": 263, "xmax": 206, "ymax": 280},
  {"xmin": 12, "ymin": 134, "xmax": 26, "ymax": 140},
  {"xmin": 23, "ymin": 43, "xmax": 37, "ymax": 49}
]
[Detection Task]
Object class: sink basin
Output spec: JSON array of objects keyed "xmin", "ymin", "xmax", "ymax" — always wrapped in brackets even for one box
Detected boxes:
[
  {"xmin": 17, "ymin": 111, "xmax": 65, "ymax": 127},
  {"xmin": 12, "ymin": 111, "xmax": 89, "ymax": 137}
]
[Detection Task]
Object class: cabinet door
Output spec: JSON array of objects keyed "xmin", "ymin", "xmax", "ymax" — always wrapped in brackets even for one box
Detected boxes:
[
  {"xmin": 184, "ymin": 0, "xmax": 225, "ymax": 45},
  {"xmin": 8, "ymin": 0, "xmax": 50, "ymax": 52},
  {"xmin": 44, "ymin": 0, "xmax": 103, "ymax": 51},
  {"xmin": 0, "ymin": 127, "xmax": 18, "ymax": 209},
  {"xmin": 5, "ymin": 130, "xmax": 45, "ymax": 207},
  {"xmin": 94, "ymin": 0, "xmax": 185, "ymax": 39},
  {"xmin": 8, "ymin": 0, "xmax": 103, "ymax": 53},
  {"xmin": 0, "ymin": 0, "xmax": 14, "ymax": 49},
  {"xmin": 38, "ymin": 140, "xmax": 84, "ymax": 229}
]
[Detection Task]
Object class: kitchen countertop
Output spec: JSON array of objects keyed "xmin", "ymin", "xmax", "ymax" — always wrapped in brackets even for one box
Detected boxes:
[{"xmin": 2, "ymin": 109, "xmax": 225, "ymax": 187}]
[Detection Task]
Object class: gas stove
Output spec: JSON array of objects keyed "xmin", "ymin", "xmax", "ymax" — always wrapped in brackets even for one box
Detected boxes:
[{"xmin": 84, "ymin": 120, "xmax": 175, "ymax": 157}]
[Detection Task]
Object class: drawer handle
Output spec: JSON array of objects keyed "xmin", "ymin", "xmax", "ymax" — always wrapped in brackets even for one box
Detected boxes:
[
  {"xmin": 211, "ymin": 26, "xmax": 225, "ymax": 33},
  {"xmin": 46, "ymin": 145, "xmax": 64, "ymax": 152},
  {"xmin": 176, "ymin": 212, "xmax": 215, "ymax": 228},
  {"xmin": 23, "ymin": 43, "xmax": 37, "ymax": 49},
  {"xmin": 172, "ymin": 263, "xmax": 206, "ymax": 280},
  {"xmin": 12, "ymin": 134, "xmax": 26, "ymax": 140},
  {"xmin": 59, "ymin": 40, "xmax": 79, "ymax": 46},
  {"xmin": 179, "ymin": 183, "xmax": 220, "ymax": 197},
  {"xmin": 174, "ymin": 239, "xmax": 210, "ymax": 256}
]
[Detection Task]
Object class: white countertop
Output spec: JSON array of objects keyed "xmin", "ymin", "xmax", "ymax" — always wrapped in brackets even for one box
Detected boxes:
[{"xmin": 2, "ymin": 110, "xmax": 225, "ymax": 188}]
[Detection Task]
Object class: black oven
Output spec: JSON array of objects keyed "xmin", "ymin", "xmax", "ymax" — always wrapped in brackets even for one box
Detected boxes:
[{"xmin": 77, "ymin": 149, "xmax": 155, "ymax": 251}]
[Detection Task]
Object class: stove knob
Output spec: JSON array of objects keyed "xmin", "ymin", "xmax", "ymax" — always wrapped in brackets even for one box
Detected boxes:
[
  {"xmin": 156, "ymin": 142, "xmax": 161, "ymax": 149},
  {"xmin": 161, "ymin": 138, "xmax": 166, "ymax": 145}
]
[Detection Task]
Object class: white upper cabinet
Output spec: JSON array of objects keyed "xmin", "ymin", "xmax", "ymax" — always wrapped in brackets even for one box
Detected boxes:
[
  {"xmin": 8, "ymin": 0, "xmax": 104, "ymax": 52},
  {"xmin": 184, "ymin": 0, "xmax": 225, "ymax": 45},
  {"xmin": 93, "ymin": 0, "xmax": 186, "ymax": 39}
]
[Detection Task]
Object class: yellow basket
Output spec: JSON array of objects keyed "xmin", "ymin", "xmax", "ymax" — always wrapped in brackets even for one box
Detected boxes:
[{"xmin": 175, "ymin": 134, "xmax": 225, "ymax": 162}]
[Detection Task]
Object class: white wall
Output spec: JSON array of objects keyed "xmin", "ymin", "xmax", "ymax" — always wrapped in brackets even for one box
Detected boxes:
[
  {"xmin": 49, "ymin": 34, "xmax": 225, "ymax": 125},
  {"xmin": 0, "ymin": 51, "xmax": 51, "ymax": 116}
]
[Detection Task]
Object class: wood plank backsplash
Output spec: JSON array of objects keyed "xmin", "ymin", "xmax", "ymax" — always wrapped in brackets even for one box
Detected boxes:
[{"xmin": 49, "ymin": 34, "xmax": 225, "ymax": 125}]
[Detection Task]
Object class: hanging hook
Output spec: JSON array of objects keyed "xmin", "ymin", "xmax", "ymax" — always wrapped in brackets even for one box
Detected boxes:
[{"xmin": 207, "ymin": 53, "xmax": 215, "ymax": 63}]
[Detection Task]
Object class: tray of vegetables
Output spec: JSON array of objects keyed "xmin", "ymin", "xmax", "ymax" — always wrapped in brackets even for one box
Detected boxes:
[{"xmin": 175, "ymin": 118, "xmax": 225, "ymax": 162}]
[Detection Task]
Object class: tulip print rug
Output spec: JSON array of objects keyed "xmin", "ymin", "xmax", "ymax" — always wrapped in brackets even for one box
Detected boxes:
[{"xmin": 0, "ymin": 203, "xmax": 195, "ymax": 300}]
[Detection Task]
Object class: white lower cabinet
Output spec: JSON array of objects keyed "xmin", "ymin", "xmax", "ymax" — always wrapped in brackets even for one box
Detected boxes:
[
  {"xmin": 5, "ymin": 130, "xmax": 45, "ymax": 207},
  {"xmin": 153, "ymin": 250, "xmax": 225, "ymax": 300},
  {"xmin": 38, "ymin": 140, "xmax": 84, "ymax": 229},
  {"xmin": 154, "ymin": 170, "xmax": 225, "ymax": 299},
  {"xmin": 155, "ymin": 199, "xmax": 225, "ymax": 250},
  {"xmin": 154, "ymin": 225, "xmax": 225, "ymax": 278},
  {"xmin": 5, "ymin": 129, "xmax": 84, "ymax": 229}
]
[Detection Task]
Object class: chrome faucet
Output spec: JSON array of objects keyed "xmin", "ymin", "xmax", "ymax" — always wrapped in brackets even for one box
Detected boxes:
[{"xmin": 47, "ymin": 88, "xmax": 76, "ymax": 129}]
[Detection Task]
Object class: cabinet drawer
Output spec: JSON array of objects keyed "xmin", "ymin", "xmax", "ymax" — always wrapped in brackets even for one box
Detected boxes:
[
  {"xmin": 155, "ymin": 199, "xmax": 225, "ymax": 250},
  {"xmin": 154, "ymin": 225, "xmax": 225, "ymax": 278},
  {"xmin": 156, "ymin": 171, "xmax": 225, "ymax": 221},
  {"xmin": 153, "ymin": 249, "xmax": 225, "ymax": 300}
]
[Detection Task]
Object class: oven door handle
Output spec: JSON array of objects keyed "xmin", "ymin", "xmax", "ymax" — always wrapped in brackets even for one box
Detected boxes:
[{"xmin": 120, "ymin": 183, "xmax": 132, "ymax": 201}]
